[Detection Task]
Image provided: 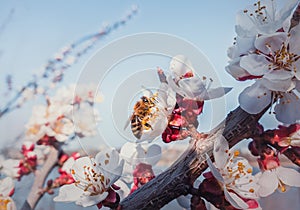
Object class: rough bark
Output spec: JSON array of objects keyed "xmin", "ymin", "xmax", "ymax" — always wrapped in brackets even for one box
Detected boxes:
[{"xmin": 119, "ymin": 107, "xmax": 265, "ymax": 210}]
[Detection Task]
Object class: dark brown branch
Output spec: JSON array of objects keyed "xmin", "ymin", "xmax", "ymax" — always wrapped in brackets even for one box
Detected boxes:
[{"xmin": 119, "ymin": 107, "xmax": 265, "ymax": 210}]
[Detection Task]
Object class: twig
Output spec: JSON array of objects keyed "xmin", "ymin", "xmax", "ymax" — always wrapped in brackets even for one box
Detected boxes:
[
  {"xmin": 0, "ymin": 5, "xmax": 138, "ymax": 118},
  {"xmin": 21, "ymin": 147, "xmax": 59, "ymax": 210}
]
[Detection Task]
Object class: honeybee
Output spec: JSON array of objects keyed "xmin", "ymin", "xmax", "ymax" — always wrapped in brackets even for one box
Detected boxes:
[{"xmin": 125, "ymin": 93, "xmax": 158, "ymax": 139}]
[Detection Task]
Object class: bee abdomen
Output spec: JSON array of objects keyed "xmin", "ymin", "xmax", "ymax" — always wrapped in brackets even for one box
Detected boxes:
[{"xmin": 131, "ymin": 116, "xmax": 143, "ymax": 139}]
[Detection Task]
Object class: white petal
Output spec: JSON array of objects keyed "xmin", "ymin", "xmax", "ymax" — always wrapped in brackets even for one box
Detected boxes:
[
  {"xmin": 276, "ymin": 167, "xmax": 300, "ymax": 187},
  {"xmin": 144, "ymin": 144, "xmax": 162, "ymax": 166},
  {"xmin": 235, "ymin": 36, "xmax": 256, "ymax": 55},
  {"xmin": 262, "ymin": 77, "xmax": 295, "ymax": 92},
  {"xmin": 278, "ymin": 0, "xmax": 299, "ymax": 31},
  {"xmin": 107, "ymin": 160, "xmax": 124, "ymax": 186},
  {"xmin": 201, "ymin": 87, "xmax": 232, "ymax": 101},
  {"xmin": 95, "ymin": 148, "xmax": 120, "ymax": 171},
  {"xmin": 166, "ymin": 75, "xmax": 187, "ymax": 97},
  {"xmin": 53, "ymin": 184, "xmax": 82, "ymax": 202},
  {"xmin": 72, "ymin": 157, "xmax": 95, "ymax": 179},
  {"xmin": 224, "ymin": 188, "xmax": 249, "ymax": 209},
  {"xmin": 120, "ymin": 142, "xmax": 144, "ymax": 165},
  {"xmin": 290, "ymin": 24, "xmax": 300, "ymax": 53},
  {"xmin": 264, "ymin": 70, "xmax": 294, "ymax": 81},
  {"xmin": 139, "ymin": 110, "xmax": 168, "ymax": 142},
  {"xmin": 258, "ymin": 171, "xmax": 278, "ymax": 197},
  {"xmin": 293, "ymin": 60, "xmax": 300, "ymax": 80},
  {"xmin": 61, "ymin": 158, "xmax": 75, "ymax": 173},
  {"xmin": 157, "ymin": 83, "xmax": 176, "ymax": 113},
  {"xmin": 290, "ymin": 140, "xmax": 300, "ymax": 147},
  {"xmin": 213, "ymin": 136, "xmax": 229, "ymax": 169},
  {"xmin": 275, "ymin": 92, "xmax": 300, "ymax": 124},
  {"xmin": 240, "ymin": 54, "xmax": 269, "ymax": 76},
  {"xmin": 206, "ymin": 154, "xmax": 224, "ymax": 183},
  {"xmin": 54, "ymin": 134, "xmax": 68, "ymax": 142},
  {"xmin": 176, "ymin": 195, "xmax": 191, "ymax": 209},
  {"xmin": 0, "ymin": 177, "xmax": 14, "ymax": 196},
  {"xmin": 239, "ymin": 81, "xmax": 271, "ymax": 114},
  {"xmin": 255, "ymin": 33, "xmax": 288, "ymax": 55},
  {"xmin": 235, "ymin": 10, "xmax": 257, "ymax": 37},
  {"xmin": 76, "ymin": 192, "xmax": 108, "ymax": 207},
  {"xmin": 177, "ymin": 76, "xmax": 207, "ymax": 99},
  {"xmin": 114, "ymin": 180, "xmax": 130, "ymax": 200},
  {"xmin": 1, "ymin": 159, "xmax": 19, "ymax": 178},
  {"xmin": 225, "ymin": 58, "xmax": 252, "ymax": 80},
  {"xmin": 169, "ymin": 55, "xmax": 194, "ymax": 79}
]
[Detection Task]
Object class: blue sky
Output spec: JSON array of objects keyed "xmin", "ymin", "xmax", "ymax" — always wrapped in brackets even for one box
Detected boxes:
[{"xmin": 0, "ymin": 0, "xmax": 282, "ymax": 150}]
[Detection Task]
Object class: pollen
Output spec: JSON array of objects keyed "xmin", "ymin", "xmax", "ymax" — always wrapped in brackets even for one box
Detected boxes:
[
  {"xmin": 247, "ymin": 168, "xmax": 253, "ymax": 174},
  {"xmin": 280, "ymin": 186, "xmax": 286, "ymax": 192},
  {"xmin": 249, "ymin": 188, "xmax": 255, "ymax": 193},
  {"xmin": 234, "ymin": 150, "xmax": 240, "ymax": 157},
  {"xmin": 104, "ymin": 159, "xmax": 109, "ymax": 165}
]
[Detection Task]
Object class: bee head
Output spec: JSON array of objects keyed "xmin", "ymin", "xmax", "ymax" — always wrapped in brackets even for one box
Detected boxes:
[{"xmin": 141, "ymin": 96, "xmax": 149, "ymax": 103}]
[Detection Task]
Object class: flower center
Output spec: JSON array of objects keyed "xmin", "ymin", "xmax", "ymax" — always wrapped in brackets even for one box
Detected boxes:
[
  {"xmin": 223, "ymin": 151, "xmax": 254, "ymax": 188},
  {"xmin": 71, "ymin": 163, "xmax": 109, "ymax": 196},
  {"xmin": 264, "ymin": 42, "xmax": 300, "ymax": 72},
  {"xmin": 0, "ymin": 198, "xmax": 10, "ymax": 210},
  {"xmin": 243, "ymin": 1, "xmax": 269, "ymax": 25}
]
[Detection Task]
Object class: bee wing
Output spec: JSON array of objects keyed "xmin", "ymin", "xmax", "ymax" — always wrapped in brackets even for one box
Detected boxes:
[
  {"xmin": 124, "ymin": 115, "xmax": 132, "ymax": 130},
  {"xmin": 141, "ymin": 85, "xmax": 153, "ymax": 98}
]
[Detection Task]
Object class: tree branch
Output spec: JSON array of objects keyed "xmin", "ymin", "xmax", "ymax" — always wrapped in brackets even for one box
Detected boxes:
[
  {"xmin": 21, "ymin": 147, "xmax": 59, "ymax": 210},
  {"xmin": 120, "ymin": 6, "xmax": 300, "ymax": 209},
  {"xmin": 119, "ymin": 106, "xmax": 265, "ymax": 210}
]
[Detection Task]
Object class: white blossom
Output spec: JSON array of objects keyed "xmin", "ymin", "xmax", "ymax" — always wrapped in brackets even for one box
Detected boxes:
[
  {"xmin": 0, "ymin": 177, "xmax": 16, "ymax": 210},
  {"xmin": 167, "ymin": 55, "xmax": 232, "ymax": 101},
  {"xmin": 0, "ymin": 157, "xmax": 20, "ymax": 179},
  {"xmin": 206, "ymin": 136, "xmax": 260, "ymax": 209},
  {"xmin": 54, "ymin": 148, "xmax": 124, "ymax": 207}
]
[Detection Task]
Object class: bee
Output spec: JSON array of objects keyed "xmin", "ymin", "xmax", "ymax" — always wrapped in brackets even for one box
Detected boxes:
[{"xmin": 125, "ymin": 93, "xmax": 159, "ymax": 139}]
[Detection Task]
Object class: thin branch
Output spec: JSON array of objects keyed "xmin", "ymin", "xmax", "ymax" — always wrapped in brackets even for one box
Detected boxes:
[
  {"xmin": 21, "ymin": 147, "xmax": 59, "ymax": 210},
  {"xmin": 0, "ymin": 6, "xmax": 138, "ymax": 118}
]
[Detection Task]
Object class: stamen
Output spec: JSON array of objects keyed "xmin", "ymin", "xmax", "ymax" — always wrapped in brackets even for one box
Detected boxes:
[{"xmin": 278, "ymin": 180, "xmax": 286, "ymax": 192}]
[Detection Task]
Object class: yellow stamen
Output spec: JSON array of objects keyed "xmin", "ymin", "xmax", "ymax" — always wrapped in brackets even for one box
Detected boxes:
[{"xmin": 234, "ymin": 150, "xmax": 240, "ymax": 157}]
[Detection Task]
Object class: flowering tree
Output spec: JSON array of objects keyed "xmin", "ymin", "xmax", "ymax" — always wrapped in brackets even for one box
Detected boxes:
[{"xmin": 1, "ymin": 1, "xmax": 300, "ymax": 210}]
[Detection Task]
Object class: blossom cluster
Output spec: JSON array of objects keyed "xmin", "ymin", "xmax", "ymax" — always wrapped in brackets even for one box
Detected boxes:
[
  {"xmin": 226, "ymin": 0, "xmax": 300, "ymax": 124},
  {"xmin": 25, "ymin": 84, "xmax": 101, "ymax": 145},
  {"xmin": 126, "ymin": 55, "xmax": 231, "ymax": 143},
  {"xmin": 205, "ymin": 123, "xmax": 300, "ymax": 209},
  {"xmin": 0, "ymin": 141, "xmax": 42, "ymax": 180}
]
